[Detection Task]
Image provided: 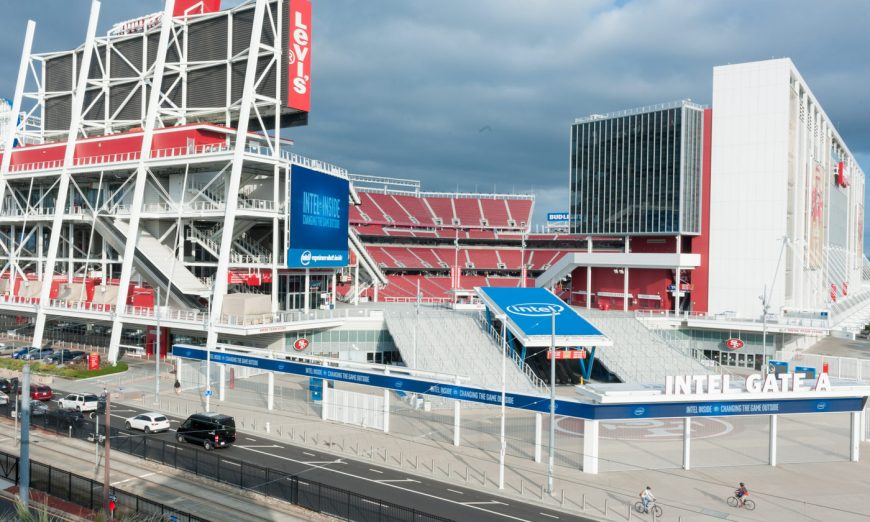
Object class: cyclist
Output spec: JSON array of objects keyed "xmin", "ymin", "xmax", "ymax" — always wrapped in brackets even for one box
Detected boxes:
[
  {"xmin": 735, "ymin": 482, "xmax": 749, "ymax": 507},
  {"xmin": 639, "ymin": 486, "xmax": 656, "ymax": 513}
]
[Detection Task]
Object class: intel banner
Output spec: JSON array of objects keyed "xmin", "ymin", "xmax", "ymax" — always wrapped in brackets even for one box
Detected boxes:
[{"xmin": 288, "ymin": 165, "xmax": 349, "ymax": 268}]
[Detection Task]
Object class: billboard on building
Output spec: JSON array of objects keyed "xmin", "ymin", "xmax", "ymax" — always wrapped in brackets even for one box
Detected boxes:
[
  {"xmin": 288, "ymin": 165, "xmax": 348, "ymax": 268},
  {"xmin": 287, "ymin": 0, "xmax": 312, "ymax": 112},
  {"xmin": 547, "ymin": 212, "xmax": 570, "ymax": 222},
  {"xmin": 809, "ymin": 162, "xmax": 826, "ymax": 269}
]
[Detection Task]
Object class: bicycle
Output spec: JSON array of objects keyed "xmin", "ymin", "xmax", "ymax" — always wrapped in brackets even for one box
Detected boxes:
[
  {"xmin": 634, "ymin": 500, "xmax": 663, "ymax": 517},
  {"xmin": 727, "ymin": 495, "xmax": 755, "ymax": 510}
]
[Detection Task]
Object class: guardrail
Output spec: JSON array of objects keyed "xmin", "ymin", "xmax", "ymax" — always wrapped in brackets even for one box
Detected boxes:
[
  {"xmin": 635, "ymin": 309, "xmax": 831, "ymax": 329},
  {"xmin": 0, "ymin": 447, "xmax": 207, "ymax": 521},
  {"xmin": 0, "ymin": 404, "xmax": 453, "ymax": 522}
]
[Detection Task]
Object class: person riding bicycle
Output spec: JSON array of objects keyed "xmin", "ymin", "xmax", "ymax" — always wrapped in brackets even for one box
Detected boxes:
[
  {"xmin": 735, "ymin": 482, "xmax": 749, "ymax": 507},
  {"xmin": 640, "ymin": 486, "xmax": 656, "ymax": 513}
]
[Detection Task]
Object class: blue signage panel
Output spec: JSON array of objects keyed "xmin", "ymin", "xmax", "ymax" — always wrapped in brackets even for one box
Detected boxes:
[
  {"xmin": 478, "ymin": 287, "xmax": 605, "ymax": 338},
  {"xmin": 173, "ymin": 346, "xmax": 865, "ymax": 420},
  {"xmin": 288, "ymin": 165, "xmax": 349, "ymax": 268},
  {"xmin": 547, "ymin": 212, "xmax": 570, "ymax": 222}
]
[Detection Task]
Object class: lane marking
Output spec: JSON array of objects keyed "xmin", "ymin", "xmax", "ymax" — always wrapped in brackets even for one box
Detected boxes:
[
  {"xmin": 303, "ymin": 452, "xmax": 316, "ymax": 457},
  {"xmin": 368, "ymin": 469, "xmax": 384, "ymax": 474},
  {"xmin": 235, "ymin": 445, "xmax": 283, "ymax": 449},
  {"xmin": 301, "ymin": 460, "xmax": 344, "ymax": 465},
  {"xmin": 538, "ymin": 513, "xmax": 559, "ymax": 519},
  {"xmin": 110, "ymin": 472, "xmax": 155, "ymax": 486},
  {"xmin": 447, "ymin": 489, "xmax": 464, "ymax": 495},
  {"xmin": 239, "ymin": 447, "xmax": 534, "ymax": 522},
  {"xmin": 462, "ymin": 501, "xmax": 509, "ymax": 506},
  {"xmin": 377, "ymin": 479, "xmax": 421, "ymax": 484},
  {"xmin": 245, "ymin": 437, "xmax": 256, "ymax": 442},
  {"xmin": 221, "ymin": 460, "xmax": 241, "ymax": 467}
]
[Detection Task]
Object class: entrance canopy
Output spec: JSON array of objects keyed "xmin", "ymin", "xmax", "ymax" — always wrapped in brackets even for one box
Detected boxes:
[{"xmin": 476, "ymin": 286, "xmax": 612, "ymax": 347}]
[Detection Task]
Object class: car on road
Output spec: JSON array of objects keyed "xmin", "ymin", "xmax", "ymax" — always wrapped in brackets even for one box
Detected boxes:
[
  {"xmin": 0, "ymin": 378, "xmax": 15, "ymax": 394},
  {"xmin": 21, "ymin": 384, "xmax": 53, "ymax": 401},
  {"xmin": 57, "ymin": 393, "xmax": 100, "ymax": 412},
  {"xmin": 21, "ymin": 348, "xmax": 53, "ymax": 361},
  {"xmin": 125, "ymin": 412, "xmax": 171, "ymax": 433},
  {"xmin": 176, "ymin": 412, "xmax": 235, "ymax": 450},
  {"xmin": 12, "ymin": 401, "xmax": 49, "ymax": 418},
  {"xmin": 0, "ymin": 392, "xmax": 8, "ymax": 406},
  {"xmin": 47, "ymin": 408, "xmax": 83, "ymax": 427}
]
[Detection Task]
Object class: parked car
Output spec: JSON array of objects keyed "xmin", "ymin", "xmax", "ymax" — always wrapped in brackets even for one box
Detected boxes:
[
  {"xmin": 0, "ymin": 391, "xmax": 8, "ymax": 406},
  {"xmin": 125, "ymin": 412, "xmax": 171, "ymax": 433},
  {"xmin": 11, "ymin": 347, "xmax": 32, "ymax": 359},
  {"xmin": 0, "ymin": 378, "xmax": 14, "ymax": 394},
  {"xmin": 67, "ymin": 350, "xmax": 87, "ymax": 362},
  {"xmin": 57, "ymin": 393, "xmax": 100, "ymax": 412},
  {"xmin": 176, "ymin": 412, "xmax": 235, "ymax": 450},
  {"xmin": 44, "ymin": 350, "xmax": 75, "ymax": 364},
  {"xmin": 22, "ymin": 348, "xmax": 53, "ymax": 361}
]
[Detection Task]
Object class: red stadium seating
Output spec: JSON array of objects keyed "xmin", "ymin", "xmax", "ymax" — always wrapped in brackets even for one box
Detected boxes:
[
  {"xmin": 480, "ymin": 199, "xmax": 511, "ymax": 228},
  {"xmin": 497, "ymin": 249, "xmax": 524, "ymax": 269},
  {"xmin": 506, "ymin": 199, "xmax": 533, "ymax": 227},
  {"xmin": 466, "ymin": 249, "xmax": 500, "ymax": 269},
  {"xmin": 360, "ymin": 192, "xmax": 390, "ymax": 223},
  {"xmin": 426, "ymin": 197, "xmax": 455, "ymax": 226},
  {"xmin": 393, "ymin": 194, "xmax": 436, "ymax": 225},
  {"xmin": 454, "ymin": 198, "xmax": 483, "ymax": 226}
]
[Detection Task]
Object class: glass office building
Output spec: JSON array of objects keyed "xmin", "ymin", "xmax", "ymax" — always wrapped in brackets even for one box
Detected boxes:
[{"xmin": 569, "ymin": 100, "xmax": 705, "ymax": 236}]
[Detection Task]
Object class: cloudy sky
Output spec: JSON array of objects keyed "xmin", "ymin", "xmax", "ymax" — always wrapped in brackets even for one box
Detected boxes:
[{"xmin": 1, "ymin": 0, "xmax": 869, "ymax": 234}]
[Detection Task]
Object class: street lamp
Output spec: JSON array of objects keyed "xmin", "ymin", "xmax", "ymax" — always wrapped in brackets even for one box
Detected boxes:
[
  {"xmin": 547, "ymin": 306, "xmax": 556, "ymax": 495},
  {"xmin": 498, "ymin": 315, "xmax": 507, "ymax": 490}
]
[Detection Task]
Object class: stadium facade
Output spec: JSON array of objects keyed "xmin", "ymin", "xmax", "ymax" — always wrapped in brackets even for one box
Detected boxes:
[{"xmin": 542, "ymin": 58, "xmax": 866, "ymax": 327}]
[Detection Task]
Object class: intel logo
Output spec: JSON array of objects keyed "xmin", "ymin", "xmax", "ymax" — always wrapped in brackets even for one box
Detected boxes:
[
  {"xmin": 816, "ymin": 401, "xmax": 827, "ymax": 411},
  {"xmin": 633, "ymin": 407, "xmax": 646, "ymax": 416},
  {"xmin": 395, "ymin": 381, "xmax": 403, "ymax": 389},
  {"xmin": 300, "ymin": 250, "xmax": 312, "ymax": 266},
  {"xmin": 506, "ymin": 303, "xmax": 564, "ymax": 317}
]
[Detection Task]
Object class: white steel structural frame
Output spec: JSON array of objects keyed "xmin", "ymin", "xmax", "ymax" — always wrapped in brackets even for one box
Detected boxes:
[
  {"xmin": 105, "ymin": 0, "xmax": 177, "ymax": 363},
  {"xmin": 31, "ymin": 1, "xmax": 102, "ymax": 349}
]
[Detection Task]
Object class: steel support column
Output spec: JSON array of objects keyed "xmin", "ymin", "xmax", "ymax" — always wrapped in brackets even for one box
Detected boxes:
[
  {"xmin": 32, "ymin": 1, "xmax": 101, "ymax": 349},
  {"xmin": 105, "ymin": 0, "xmax": 176, "ymax": 362},
  {"xmin": 206, "ymin": 0, "xmax": 269, "ymax": 351},
  {"xmin": 0, "ymin": 20, "xmax": 35, "ymax": 203}
]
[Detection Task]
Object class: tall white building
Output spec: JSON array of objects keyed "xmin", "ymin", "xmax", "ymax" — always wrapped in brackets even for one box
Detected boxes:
[{"xmin": 708, "ymin": 58, "xmax": 865, "ymax": 317}]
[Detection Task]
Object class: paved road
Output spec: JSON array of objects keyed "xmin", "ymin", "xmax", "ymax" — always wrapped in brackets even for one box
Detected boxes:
[{"xmin": 51, "ymin": 390, "xmax": 593, "ymax": 522}]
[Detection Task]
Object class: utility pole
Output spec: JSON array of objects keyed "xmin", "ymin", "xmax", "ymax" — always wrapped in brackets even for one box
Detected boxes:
[
  {"xmin": 103, "ymin": 391, "xmax": 111, "ymax": 516},
  {"xmin": 20, "ymin": 364, "xmax": 31, "ymax": 509},
  {"xmin": 547, "ymin": 307, "xmax": 556, "ymax": 494}
]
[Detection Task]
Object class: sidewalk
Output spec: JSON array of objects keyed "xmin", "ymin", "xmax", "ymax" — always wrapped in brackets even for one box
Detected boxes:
[{"xmin": 54, "ymin": 364, "xmax": 870, "ymax": 522}]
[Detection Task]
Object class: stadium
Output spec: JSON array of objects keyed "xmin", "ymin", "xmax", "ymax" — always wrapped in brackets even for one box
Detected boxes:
[{"xmin": 0, "ymin": 0, "xmax": 868, "ymax": 491}]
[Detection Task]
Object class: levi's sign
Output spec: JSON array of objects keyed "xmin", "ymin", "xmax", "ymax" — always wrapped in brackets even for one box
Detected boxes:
[
  {"xmin": 287, "ymin": 0, "xmax": 312, "ymax": 112},
  {"xmin": 666, "ymin": 372, "xmax": 832, "ymax": 396}
]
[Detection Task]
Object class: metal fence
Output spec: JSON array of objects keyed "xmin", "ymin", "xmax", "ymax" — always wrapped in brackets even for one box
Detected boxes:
[
  {"xmin": 0, "ymin": 448, "xmax": 207, "ymax": 522},
  {"xmin": 0, "ymin": 403, "xmax": 454, "ymax": 522}
]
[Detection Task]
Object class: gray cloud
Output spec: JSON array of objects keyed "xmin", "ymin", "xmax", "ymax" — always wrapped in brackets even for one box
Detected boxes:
[{"xmin": 1, "ymin": 0, "xmax": 868, "ymax": 245}]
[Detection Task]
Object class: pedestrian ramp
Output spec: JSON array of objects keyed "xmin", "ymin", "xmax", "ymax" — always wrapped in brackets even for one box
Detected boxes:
[
  {"xmin": 582, "ymin": 309, "xmax": 711, "ymax": 383},
  {"xmin": 383, "ymin": 307, "xmax": 540, "ymax": 394}
]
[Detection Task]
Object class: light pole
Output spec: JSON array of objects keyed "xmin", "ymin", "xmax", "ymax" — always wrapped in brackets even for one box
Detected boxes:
[
  {"xmin": 154, "ymin": 286, "xmax": 161, "ymax": 404},
  {"xmin": 760, "ymin": 236, "xmax": 789, "ymax": 371},
  {"xmin": 498, "ymin": 316, "xmax": 507, "ymax": 489},
  {"xmin": 547, "ymin": 306, "xmax": 556, "ymax": 495},
  {"xmin": 20, "ymin": 364, "xmax": 31, "ymax": 509}
]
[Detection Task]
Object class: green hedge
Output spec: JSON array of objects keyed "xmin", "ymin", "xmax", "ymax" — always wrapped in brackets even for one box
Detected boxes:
[{"xmin": 0, "ymin": 357, "xmax": 127, "ymax": 379}]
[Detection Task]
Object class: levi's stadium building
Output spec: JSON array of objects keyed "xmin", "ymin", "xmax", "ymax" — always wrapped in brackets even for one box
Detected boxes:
[{"xmin": 537, "ymin": 58, "xmax": 868, "ymax": 368}]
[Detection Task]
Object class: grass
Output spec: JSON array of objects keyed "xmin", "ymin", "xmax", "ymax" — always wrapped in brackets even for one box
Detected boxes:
[{"xmin": 0, "ymin": 357, "xmax": 127, "ymax": 379}]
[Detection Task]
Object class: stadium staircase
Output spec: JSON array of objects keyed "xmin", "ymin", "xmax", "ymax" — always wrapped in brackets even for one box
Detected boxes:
[
  {"xmin": 580, "ymin": 309, "xmax": 711, "ymax": 383},
  {"xmin": 92, "ymin": 215, "xmax": 208, "ymax": 309},
  {"xmin": 384, "ymin": 308, "xmax": 542, "ymax": 394}
]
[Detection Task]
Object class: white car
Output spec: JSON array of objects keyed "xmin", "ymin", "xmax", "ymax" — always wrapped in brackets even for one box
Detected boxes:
[
  {"xmin": 0, "ymin": 391, "xmax": 8, "ymax": 405},
  {"xmin": 57, "ymin": 393, "xmax": 100, "ymax": 412},
  {"xmin": 125, "ymin": 412, "xmax": 171, "ymax": 433}
]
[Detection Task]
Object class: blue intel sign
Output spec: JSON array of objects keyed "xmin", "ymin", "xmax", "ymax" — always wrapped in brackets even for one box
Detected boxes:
[
  {"xmin": 478, "ymin": 287, "xmax": 606, "ymax": 339},
  {"xmin": 288, "ymin": 165, "xmax": 349, "ymax": 268},
  {"xmin": 547, "ymin": 212, "xmax": 570, "ymax": 222}
]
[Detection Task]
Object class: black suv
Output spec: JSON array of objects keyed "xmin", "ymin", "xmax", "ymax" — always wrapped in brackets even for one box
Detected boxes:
[{"xmin": 176, "ymin": 412, "xmax": 235, "ymax": 450}]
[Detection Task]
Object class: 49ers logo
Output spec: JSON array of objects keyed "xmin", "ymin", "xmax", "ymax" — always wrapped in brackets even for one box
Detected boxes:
[
  {"xmin": 287, "ymin": 0, "xmax": 311, "ymax": 112},
  {"xmin": 724, "ymin": 338, "xmax": 744, "ymax": 350},
  {"xmin": 293, "ymin": 338, "xmax": 310, "ymax": 351}
]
